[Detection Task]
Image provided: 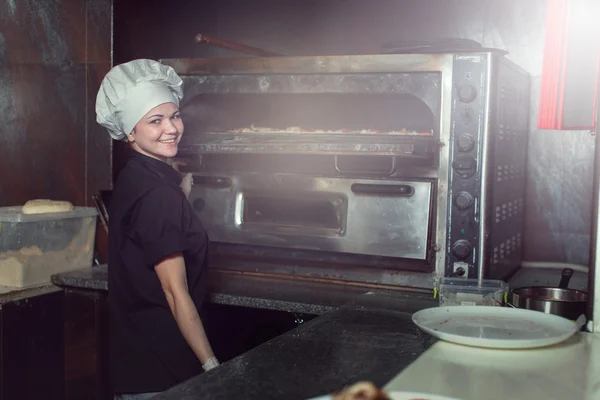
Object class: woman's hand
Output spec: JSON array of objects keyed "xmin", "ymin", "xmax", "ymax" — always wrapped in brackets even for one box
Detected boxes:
[
  {"xmin": 180, "ymin": 173, "xmax": 193, "ymax": 198},
  {"xmin": 202, "ymin": 357, "xmax": 220, "ymax": 371},
  {"xmin": 171, "ymin": 160, "xmax": 193, "ymax": 198}
]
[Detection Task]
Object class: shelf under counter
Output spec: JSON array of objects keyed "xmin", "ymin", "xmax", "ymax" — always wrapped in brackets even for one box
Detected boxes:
[{"xmin": 0, "ymin": 284, "xmax": 64, "ymax": 400}]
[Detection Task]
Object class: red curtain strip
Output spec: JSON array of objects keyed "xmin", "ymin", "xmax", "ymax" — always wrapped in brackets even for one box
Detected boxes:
[{"xmin": 538, "ymin": 0, "xmax": 570, "ymax": 130}]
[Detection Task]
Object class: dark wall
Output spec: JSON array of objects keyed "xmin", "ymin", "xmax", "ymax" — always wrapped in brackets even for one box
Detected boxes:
[
  {"xmin": 114, "ymin": 0, "xmax": 212, "ymax": 62},
  {"xmin": 0, "ymin": 0, "xmax": 113, "ymax": 207},
  {"xmin": 113, "ymin": 0, "xmax": 596, "ymax": 266}
]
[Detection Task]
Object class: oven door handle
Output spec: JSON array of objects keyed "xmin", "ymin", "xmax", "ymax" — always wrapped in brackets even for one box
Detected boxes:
[
  {"xmin": 350, "ymin": 183, "xmax": 415, "ymax": 196},
  {"xmin": 334, "ymin": 156, "xmax": 397, "ymax": 176},
  {"xmin": 192, "ymin": 176, "xmax": 232, "ymax": 188}
]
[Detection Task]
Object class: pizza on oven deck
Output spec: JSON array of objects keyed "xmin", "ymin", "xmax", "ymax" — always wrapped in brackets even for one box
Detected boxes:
[{"xmin": 226, "ymin": 125, "xmax": 428, "ymax": 135}]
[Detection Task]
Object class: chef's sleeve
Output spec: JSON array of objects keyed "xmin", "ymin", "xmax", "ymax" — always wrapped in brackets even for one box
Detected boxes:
[{"xmin": 127, "ymin": 185, "xmax": 189, "ymax": 267}]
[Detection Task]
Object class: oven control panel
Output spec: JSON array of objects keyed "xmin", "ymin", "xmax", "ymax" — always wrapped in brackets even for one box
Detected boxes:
[{"xmin": 446, "ymin": 54, "xmax": 489, "ymax": 278}]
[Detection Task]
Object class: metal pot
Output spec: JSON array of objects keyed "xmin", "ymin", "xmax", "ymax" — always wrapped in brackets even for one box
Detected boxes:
[{"xmin": 511, "ymin": 268, "xmax": 588, "ymax": 320}]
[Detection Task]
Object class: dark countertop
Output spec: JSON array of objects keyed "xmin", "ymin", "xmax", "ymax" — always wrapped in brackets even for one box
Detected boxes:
[
  {"xmin": 51, "ymin": 266, "xmax": 109, "ymax": 291},
  {"xmin": 52, "ymin": 265, "xmax": 427, "ymax": 315},
  {"xmin": 154, "ymin": 291, "xmax": 437, "ymax": 400},
  {"xmin": 0, "ymin": 284, "xmax": 62, "ymax": 305}
]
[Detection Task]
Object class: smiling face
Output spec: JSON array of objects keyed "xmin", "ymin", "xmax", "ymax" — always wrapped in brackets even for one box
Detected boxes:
[{"xmin": 127, "ymin": 102, "xmax": 184, "ymax": 162}]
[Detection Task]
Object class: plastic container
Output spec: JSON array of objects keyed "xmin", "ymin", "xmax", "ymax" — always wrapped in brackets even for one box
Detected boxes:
[
  {"xmin": 0, "ymin": 206, "xmax": 98, "ymax": 288},
  {"xmin": 438, "ymin": 277, "xmax": 508, "ymax": 307}
]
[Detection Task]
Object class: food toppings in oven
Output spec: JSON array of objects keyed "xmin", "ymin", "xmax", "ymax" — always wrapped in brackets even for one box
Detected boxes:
[
  {"xmin": 332, "ymin": 381, "xmax": 391, "ymax": 400},
  {"xmin": 226, "ymin": 125, "xmax": 432, "ymax": 135}
]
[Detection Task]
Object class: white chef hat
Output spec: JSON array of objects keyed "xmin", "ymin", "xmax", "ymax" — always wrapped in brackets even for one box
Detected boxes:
[{"xmin": 95, "ymin": 59, "xmax": 184, "ymax": 141}]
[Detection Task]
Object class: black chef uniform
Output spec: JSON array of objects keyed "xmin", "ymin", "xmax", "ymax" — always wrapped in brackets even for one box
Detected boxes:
[{"xmin": 108, "ymin": 149, "xmax": 209, "ymax": 394}]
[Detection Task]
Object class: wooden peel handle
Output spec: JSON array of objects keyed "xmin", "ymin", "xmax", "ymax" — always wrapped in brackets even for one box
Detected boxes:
[{"xmin": 194, "ymin": 33, "xmax": 282, "ymax": 57}]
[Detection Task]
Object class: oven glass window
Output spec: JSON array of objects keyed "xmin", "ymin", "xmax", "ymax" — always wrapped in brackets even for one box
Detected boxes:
[{"xmin": 241, "ymin": 195, "xmax": 346, "ymax": 236}]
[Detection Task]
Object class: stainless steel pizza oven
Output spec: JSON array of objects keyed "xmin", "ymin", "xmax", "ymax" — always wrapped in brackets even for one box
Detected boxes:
[{"xmin": 161, "ymin": 53, "xmax": 530, "ymax": 290}]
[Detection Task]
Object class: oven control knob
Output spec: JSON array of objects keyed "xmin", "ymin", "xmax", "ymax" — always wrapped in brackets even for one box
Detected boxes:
[
  {"xmin": 452, "ymin": 240, "xmax": 472, "ymax": 260},
  {"xmin": 452, "ymin": 157, "xmax": 477, "ymax": 178},
  {"xmin": 458, "ymin": 84, "xmax": 477, "ymax": 103},
  {"xmin": 456, "ymin": 133, "xmax": 475, "ymax": 152},
  {"xmin": 455, "ymin": 191, "xmax": 474, "ymax": 211}
]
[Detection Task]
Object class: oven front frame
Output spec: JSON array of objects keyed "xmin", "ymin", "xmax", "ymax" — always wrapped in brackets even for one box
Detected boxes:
[{"xmin": 161, "ymin": 54, "xmax": 459, "ymax": 290}]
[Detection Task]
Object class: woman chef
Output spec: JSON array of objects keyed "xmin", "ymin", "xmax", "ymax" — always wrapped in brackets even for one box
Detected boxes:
[{"xmin": 95, "ymin": 59, "xmax": 219, "ymax": 399}]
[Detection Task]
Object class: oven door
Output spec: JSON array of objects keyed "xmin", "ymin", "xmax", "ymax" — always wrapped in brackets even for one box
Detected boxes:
[{"xmin": 189, "ymin": 173, "xmax": 433, "ymax": 261}]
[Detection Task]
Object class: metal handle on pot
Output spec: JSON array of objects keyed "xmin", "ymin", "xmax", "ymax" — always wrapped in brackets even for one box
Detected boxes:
[{"xmin": 558, "ymin": 268, "xmax": 574, "ymax": 289}]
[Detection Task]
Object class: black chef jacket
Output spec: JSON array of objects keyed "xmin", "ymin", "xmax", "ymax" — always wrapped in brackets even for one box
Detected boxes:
[{"xmin": 108, "ymin": 149, "xmax": 209, "ymax": 394}]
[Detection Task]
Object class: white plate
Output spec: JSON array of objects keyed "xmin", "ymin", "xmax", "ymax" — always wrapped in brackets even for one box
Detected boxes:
[
  {"xmin": 308, "ymin": 392, "xmax": 461, "ymax": 400},
  {"xmin": 387, "ymin": 394, "xmax": 461, "ymax": 400},
  {"xmin": 412, "ymin": 306, "xmax": 578, "ymax": 349}
]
